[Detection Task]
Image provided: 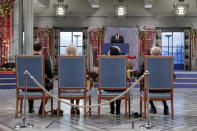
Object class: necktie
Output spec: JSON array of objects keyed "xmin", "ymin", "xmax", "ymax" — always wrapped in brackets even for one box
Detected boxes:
[{"xmin": 116, "ymin": 35, "xmax": 119, "ymax": 40}]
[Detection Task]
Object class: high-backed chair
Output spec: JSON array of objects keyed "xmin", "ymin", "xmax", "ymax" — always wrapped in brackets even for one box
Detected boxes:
[
  {"xmin": 15, "ymin": 55, "xmax": 53, "ymax": 118},
  {"xmin": 140, "ymin": 56, "xmax": 174, "ymax": 119},
  {"xmin": 57, "ymin": 56, "xmax": 91, "ymax": 117},
  {"xmin": 98, "ymin": 55, "xmax": 128, "ymax": 116}
]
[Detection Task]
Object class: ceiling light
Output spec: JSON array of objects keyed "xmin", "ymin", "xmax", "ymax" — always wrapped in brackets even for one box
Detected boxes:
[
  {"xmin": 115, "ymin": 5, "xmax": 127, "ymax": 16},
  {"xmin": 53, "ymin": 0, "xmax": 68, "ymax": 17},
  {"xmin": 114, "ymin": 0, "xmax": 128, "ymax": 17},
  {"xmin": 174, "ymin": 3, "xmax": 189, "ymax": 16}
]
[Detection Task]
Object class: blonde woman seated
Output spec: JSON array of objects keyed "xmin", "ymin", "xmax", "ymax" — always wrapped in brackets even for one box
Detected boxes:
[{"xmin": 65, "ymin": 43, "xmax": 80, "ymax": 115}]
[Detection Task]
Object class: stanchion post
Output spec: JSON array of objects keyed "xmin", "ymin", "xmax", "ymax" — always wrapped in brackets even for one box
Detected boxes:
[
  {"xmin": 145, "ymin": 70, "xmax": 151, "ymax": 129},
  {"xmin": 15, "ymin": 70, "xmax": 33, "ymax": 128},
  {"xmin": 139, "ymin": 70, "xmax": 156, "ymax": 129}
]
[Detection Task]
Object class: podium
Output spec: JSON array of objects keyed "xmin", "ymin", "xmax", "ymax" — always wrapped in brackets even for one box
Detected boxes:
[{"xmin": 101, "ymin": 43, "xmax": 129, "ymax": 55}]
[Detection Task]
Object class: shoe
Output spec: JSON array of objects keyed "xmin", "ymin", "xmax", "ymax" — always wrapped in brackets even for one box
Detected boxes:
[
  {"xmin": 29, "ymin": 109, "xmax": 35, "ymax": 113},
  {"xmin": 39, "ymin": 109, "xmax": 46, "ymax": 115},
  {"xmin": 110, "ymin": 110, "xmax": 114, "ymax": 114},
  {"xmin": 71, "ymin": 107, "xmax": 75, "ymax": 115},
  {"xmin": 116, "ymin": 111, "xmax": 120, "ymax": 115},
  {"xmin": 164, "ymin": 106, "xmax": 169, "ymax": 115},
  {"xmin": 53, "ymin": 109, "xmax": 63, "ymax": 116},
  {"xmin": 75, "ymin": 108, "xmax": 80, "ymax": 115},
  {"xmin": 149, "ymin": 107, "xmax": 157, "ymax": 114}
]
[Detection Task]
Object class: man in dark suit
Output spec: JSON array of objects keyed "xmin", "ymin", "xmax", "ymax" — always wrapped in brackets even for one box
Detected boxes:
[
  {"xmin": 111, "ymin": 29, "xmax": 124, "ymax": 43},
  {"xmin": 28, "ymin": 40, "xmax": 55, "ymax": 114}
]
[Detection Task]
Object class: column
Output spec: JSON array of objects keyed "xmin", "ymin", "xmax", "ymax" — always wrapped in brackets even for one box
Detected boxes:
[
  {"xmin": 10, "ymin": 0, "xmax": 20, "ymax": 62},
  {"xmin": 23, "ymin": 0, "xmax": 33, "ymax": 55}
]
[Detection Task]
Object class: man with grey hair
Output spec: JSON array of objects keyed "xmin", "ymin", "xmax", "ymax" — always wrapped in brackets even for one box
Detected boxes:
[
  {"xmin": 137, "ymin": 46, "xmax": 169, "ymax": 115},
  {"xmin": 150, "ymin": 46, "xmax": 161, "ymax": 56}
]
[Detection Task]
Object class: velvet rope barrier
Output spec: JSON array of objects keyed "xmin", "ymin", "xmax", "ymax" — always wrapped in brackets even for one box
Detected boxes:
[{"xmin": 25, "ymin": 71, "xmax": 146, "ymax": 108}]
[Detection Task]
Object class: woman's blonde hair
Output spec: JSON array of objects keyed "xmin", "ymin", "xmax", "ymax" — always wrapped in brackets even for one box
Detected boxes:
[{"xmin": 65, "ymin": 43, "xmax": 77, "ymax": 56}]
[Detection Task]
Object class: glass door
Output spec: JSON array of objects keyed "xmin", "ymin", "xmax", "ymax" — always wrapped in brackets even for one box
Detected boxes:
[{"xmin": 162, "ymin": 32, "xmax": 184, "ymax": 70}]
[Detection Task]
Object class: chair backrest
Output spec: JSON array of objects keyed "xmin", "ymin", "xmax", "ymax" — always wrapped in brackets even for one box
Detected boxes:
[
  {"xmin": 145, "ymin": 56, "xmax": 174, "ymax": 90},
  {"xmin": 99, "ymin": 56, "xmax": 127, "ymax": 89},
  {"xmin": 15, "ymin": 55, "xmax": 44, "ymax": 89},
  {"xmin": 58, "ymin": 56, "xmax": 86, "ymax": 89}
]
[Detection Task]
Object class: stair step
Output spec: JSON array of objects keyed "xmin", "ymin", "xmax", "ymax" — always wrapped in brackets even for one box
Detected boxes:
[
  {"xmin": 175, "ymin": 78, "xmax": 197, "ymax": 83},
  {"xmin": 174, "ymin": 83, "xmax": 197, "ymax": 88}
]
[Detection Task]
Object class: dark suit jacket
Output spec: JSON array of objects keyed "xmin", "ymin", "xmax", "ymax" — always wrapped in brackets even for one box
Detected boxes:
[
  {"xmin": 111, "ymin": 35, "xmax": 124, "ymax": 43},
  {"xmin": 34, "ymin": 53, "xmax": 53, "ymax": 91}
]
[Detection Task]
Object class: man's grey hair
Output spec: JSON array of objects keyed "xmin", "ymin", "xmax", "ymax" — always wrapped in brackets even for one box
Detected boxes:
[{"xmin": 150, "ymin": 46, "xmax": 161, "ymax": 56}]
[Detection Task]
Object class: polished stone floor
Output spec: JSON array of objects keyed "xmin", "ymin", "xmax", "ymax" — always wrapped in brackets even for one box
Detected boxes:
[{"xmin": 0, "ymin": 87, "xmax": 197, "ymax": 131}]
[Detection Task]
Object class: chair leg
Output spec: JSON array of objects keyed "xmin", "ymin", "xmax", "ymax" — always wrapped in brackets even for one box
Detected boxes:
[
  {"xmin": 125, "ymin": 97, "xmax": 128, "ymax": 117},
  {"xmin": 57, "ymin": 100, "xmax": 60, "ymax": 117},
  {"xmin": 20, "ymin": 99, "xmax": 23, "ymax": 114},
  {"xmin": 144, "ymin": 98, "xmax": 146, "ymax": 118},
  {"xmin": 84, "ymin": 98, "xmax": 87, "ymax": 118},
  {"xmin": 51, "ymin": 98, "xmax": 53, "ymax": 116},
  {"xmin": 89, "ymin": 96, "xmax": 91, "ymax": 116},
  {"xmin": 98, "ymin": 97, "xmax": 101, "ymax": 117},
  {"xmin": 171, "ymin": 98, "xmax": 174, "ymax": 120},
  {"xmin": 140, "ymin": 98, "xmax": 142, "ymax": 115},
  {"xmin": 42, "ymin": 98, "xmax": 45, "ymax": 118},
  {"xmin": 128, "ymin": 97, "xmax": 131, "ymax": 116},
  {"xmin": 15, "ymin": 98, "xmax": 19, "ymax": 118}
]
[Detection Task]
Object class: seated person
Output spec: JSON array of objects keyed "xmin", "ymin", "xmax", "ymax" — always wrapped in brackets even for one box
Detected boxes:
[
  {"xmin": 137, "ymin": 46, "xmax": 173, "ymax": 115},
  {"xmin": 29, "ymin": 40, "xmax": 63, "ymax": 115},
  {"xmin": 28, "ymin": 40, "xmax": 53, "ymax": 114},
  {"xmin": 107, "ymin": 46, "xmax": 122, "ymax": 115},
  {"xmin": 64, "ymin": 43, "xmax": 80, "ymax": 115},
  {"xmin": 111, "ymin": 29, "xmax": 124, "ymax": 43}
]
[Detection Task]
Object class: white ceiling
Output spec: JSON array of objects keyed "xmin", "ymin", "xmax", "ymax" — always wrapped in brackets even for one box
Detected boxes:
[{"xmin": 33, "ymin": 0, "xmax": 197, "ymax": 17}]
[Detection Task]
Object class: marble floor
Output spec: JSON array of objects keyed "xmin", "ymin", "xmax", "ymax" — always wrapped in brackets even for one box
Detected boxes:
[{"xmin": 0, "ymin": 87, "xmax": 197, "ymax": 131}]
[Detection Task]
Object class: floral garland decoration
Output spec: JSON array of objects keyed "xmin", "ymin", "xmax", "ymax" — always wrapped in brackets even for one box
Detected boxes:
[
  {"xmin": 0, "ymin": 0, "xmax": 15, "ymax": 18},
  {"xmin": 139, "ymin": 31, "xmax": 146, "ymax": 39}
]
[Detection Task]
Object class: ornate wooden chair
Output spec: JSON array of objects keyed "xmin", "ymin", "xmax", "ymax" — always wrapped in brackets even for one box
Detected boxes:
[
  {"xmin": 98, "ymin": 55, "xmax": 129, "ymax": 117},
  {"xmin": 140, "ymin": 56, "xmax": 174, "ymax": 119},
  {"xmin": 15, "ymin": 55, "xmax": 53, "ymax": 118},
  {"xmin": 57, "ymin": 56, "xmax": 91, "ymax": 117}
]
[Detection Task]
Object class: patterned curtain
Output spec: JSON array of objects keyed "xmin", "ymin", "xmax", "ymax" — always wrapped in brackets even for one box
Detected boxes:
[
  {"xmin": 89, "ymin": 28, "xmax": 104, "ymax": 66},
  {"xmin": 0, "ymin": 0, "xmax": 15, "ymax": 66},
  {"xmin": 139, "ymin": 28, "xmax": 156, "ymax": 56},
  {"xmin": 51, "ymin": 28, "xmax": 60, "ymax": 72},
  {"xmin": 192, "ymin": 29, "xmax": 197, "ymax": 61},
  {"xmin": 184, "ymin": 29, "xmax": 191, "ymax": 70},
  {"xmin": 34, "ymin": 27, "xmax": 53, "ymax": 56},
  {"xmin": 83, "ymin": 28, "xmax": 88, "ymax": 55},
  {"xmin": 155, "ymin": 28, "xmax": 162, "ymax": 48}
]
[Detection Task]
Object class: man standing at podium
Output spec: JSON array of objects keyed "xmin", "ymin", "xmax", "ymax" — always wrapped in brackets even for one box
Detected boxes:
[{"xmin": 111, "ymin": 29, "xmax": 124, "ymax": 43}]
